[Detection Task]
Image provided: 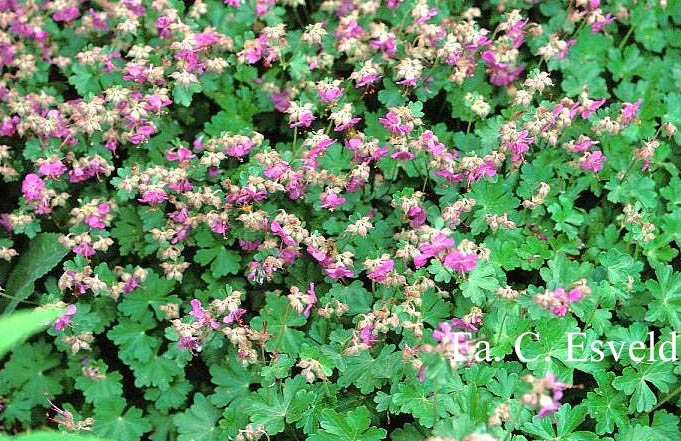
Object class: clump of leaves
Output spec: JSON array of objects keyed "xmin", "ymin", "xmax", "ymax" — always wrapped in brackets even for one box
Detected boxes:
[{"xmin": 1, "ymin": 1, "xmax": 680, "ymax": 441}]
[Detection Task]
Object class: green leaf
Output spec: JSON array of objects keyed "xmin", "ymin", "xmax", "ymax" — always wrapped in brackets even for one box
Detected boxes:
[
  {"xmin": 129, "ymin": 352, "xmax": 181, "ymax": 389},
  {"xmin": 173, "ymin": 393, "xmax": 225, "ymax": 441},
  {"xmin": 524, "ymin": 404, "xmax": 598, "ymax": 441},
  {"xmin": 0, "ymin": 431, "xmax": 114, "ymax": 441},
  {"xmin": 93, "ymin": 397, "xmax": 151, "ymax": 441},
  {"xmin": 0, "ymin": 308, "xmax": 63, "ymax": 358},
  {"xmin": 337, "ymin": 345, "xmax": 402, "ymax": 393},
  {"xmin": 68, "ymin": 63, "xmax": 101, "ymax": 95},
  {"xmin": 144, "ymin": 377, "xmax": 192, "ymax": 412},
  {"xmin": 585, "ymin": 379, "xmax": 628, "ymax": 434},
  {"xmin": 250, "ymin": 294, "xmax": 306, "ymax": 356},
  {"xmin": 612, "ymin": 362, "xmax": 676, "ymax": 412},
  {"xmin": 547, "ymin": 195, "xmax": 584, "ymax": 240},
  {"xmin": 308, "ymin": 406, "xmax": 387, "ymax": 441},
  {"xmin": 0, "ymin": 341, "xmax": 64, "ymax": 407},
  {"xmin": 645, "ymin": 264, "xmax": 681, "ymax": 332},
  {"xmin": 195, "ymin": 246, "xmax": 242, "ymax": 278},
  {"xmin": 209, "ymin": 355, "xmax": 255, "ymax": 407},
  {"xmin": 461, "ymin": 264, "xmax": 499, "ymax": 305},
  {"xmin": 75, "ymin": 364, "xmax": 124, "ymax": 404},
  {"xmin": 106, "ymin": 316, "xmax": 160, "ymax": 363},
  {"xmin": 2, "ymin": 233, "xmax": 69, "ymax": 313},
  {"xmin": 245, "ymin": 376, "xmax": 314, "ymax": 434},
  {"xmin": 392, "ymin": 382, "xmax": 456, "ymax": 428},
  {"xmin": 378, "ymin": 79, "xmax": 407, "ymax": 107},
  {"xmin": 173, "ymin": 82, "xmax": 202, "ymax": 106},
  {"xmin": 118, "ymin": 271, "xmax": 177, "ymax": 321}
]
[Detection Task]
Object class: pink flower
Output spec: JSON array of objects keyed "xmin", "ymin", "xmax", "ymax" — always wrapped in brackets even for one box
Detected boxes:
[
  {"xmin": 88, "ymin": 8, "xmax": 109, "ymax": 30},
  {"xmin": 325, "ymin": 265, "xmax": 354, "ymax": 279},
  {"xmin": 334, "ymin": 117, "xmax": 362, "ymax": 132},
  {"xmin": 138, "ymin": 189, "xmax": 168, "ymax": 205},
  {"xmin": 194, "ymin": 32, "xmax": 219, "ymax": 49},
  {"xmin": 54, "ymin": 305, "xmax": 78, "ymax": 331},
  {"xmin": 379, "ymin": 111, "xmax": 412, "ymax": 135},
  {"xmin": 85, "ymin": 216, "xmax": 105, "ymax": 229},
  {"xmin": 407, "ymin": 206, "xmax": 427, "ymax": 227},
  {"xmin": 22, "ymin": 174, "xmax": 45, "ymax": 200},
  {"xmin": 123, "ymin": 277, "xmax": 141, "ymax": 293},
  {"xmin": 73, "ymin": 242, "xmax": 96, "ymax": 257},
  {"xmin": 225, "ymin": 139, "xmax": 257, "ymax": 158},
  {"xmin": 443, "ymin": 250, "xmax": 478, "ymax": 273},
  {"xmin": 239, "ymin": 239, "xmax": 261, "ymax": 251},
  {"xmin": 279, "ymin": 247, "xmax": 298, "ymax": 265},
  {"xmin": 318, "ymin": 87, "xmax": 344, "ymax": 103},
  {"xmin": 620, "ymin": 99, "xmax": 641, "ymax": 126},
  {"xmin": 190, "ymin": 299, "xmax": 219, "ymax": 329},
  {"xmin": 271, "ymin": 221, "xmax": 297, "ymax": 246},
  {"xmin": 370, "ymin": 36, "xmax": 397, "ymax": 58},
  {"xmin": 581, "ymin": 98, "xmax": 606, "ymax": 120},
  {"xmin": 571, "ymin": 137, "xmax": 599, "ymax": 153},
  {"xmin": 581, "ymin": 150, "xmax": 607, "ymax": 173},
  {"xmin": 211, "ymin": 220, "xmax": 229, "ymax": 234},
  {"xmin": 38, "ymin": 160, "xmax": 67, "ymax": 178},
  {"xmin": 320, "ymin": 192, "xmax": 346, "ymax": 211},
  {"xmin": 304, "ymin": 283, "xmax": 317, "ymax": 318},
  {"xmin": 166, "ymin": 147, "xmax": 196, "ymax": 162},
  {"xmin": 289, "ymin": 111, "xmax": 316, "ymax": 128},
  {"xmin": 359, "ymin": 325, "xmax": 379, "ymax": 346},
  {"xmin": 591, "ymin": 14, "xmax": 616, "ymax": 34},
  {"xmin": 224, "ymin": 0, "xmax": 241, "ymax": 6},
  {"xmin": 367, "ymin": 259, "xmax": 394, "ymax": 282},
  {"xmin": 547, "ymin": 287, "xmax": 584, "ymax": 317},
  {"xmin": 145, "ymin": 95, "xmax": 172, "ymax": 113},
  {"xmin": 122, "ymin": 64, "xmax": 148, "ymax": 83},
  {"xmin": 391, "ymin": 151, "xmax": 415, "ymax": 161},
  {"xmin": 505, "ymin": 130, "xmax": 534, "ymax": 162},
  {"xmin": 482, "ymin": 50, "xmax": 524, "ymax": 86},
  {"xmin": 223, "ymin": 308, "xmax": 246, "ymax": 324},
  {"xmin": 432, "ymin": 321, "xmax": 456, "ymax": 343},
  {"xmin": 354, "ymin": 73, "xmax": 381, "ymax": 88},
  {"xmin": 271, "ymin": 90, "xmax": 291, "ymax": 112},
  {"xmin": 537, "ymin": 373, "xmax": 569, "ymax": 417},
  {"xmin": 264, "ymin": 162, "xmax": 290, "ymax": 179},
  {"xmin": 422, "ymin": 234, "xmax": 455, "ymax": 257},
  {"xmin": 558, "ymin": 39, "xmax": 577, "ymax": 59},
  {"xmin": 178, "ymin": 336, "xmax": 200, "ymax": 351},
  {"xmin": 53, "ymin": 6, "xmax": 80, "ymax": 22}
]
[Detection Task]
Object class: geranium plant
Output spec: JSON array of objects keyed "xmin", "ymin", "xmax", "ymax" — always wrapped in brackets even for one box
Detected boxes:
[{"xmin": 0, "ymin": 0, "xmax": 680, "ymax": 441}]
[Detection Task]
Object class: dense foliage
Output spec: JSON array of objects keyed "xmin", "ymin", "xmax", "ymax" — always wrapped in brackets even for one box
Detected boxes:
[{"xmin": 0, "ymin": 0, "xmax": 680, "ymax": 440}]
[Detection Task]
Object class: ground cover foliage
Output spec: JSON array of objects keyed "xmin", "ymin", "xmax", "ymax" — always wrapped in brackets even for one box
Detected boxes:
[{"xmin": 0, "ymin": 0, "xmax": 680, "ymax": 440}]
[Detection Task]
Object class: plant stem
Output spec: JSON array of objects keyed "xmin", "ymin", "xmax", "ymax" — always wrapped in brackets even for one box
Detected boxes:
[
  {"xmin": 653, "ymin": 384, "xmax": 681, "ymax": 411},
  {"xmin": 619, "ymin": 25, "xmax": 635, "ymax": 50}
]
